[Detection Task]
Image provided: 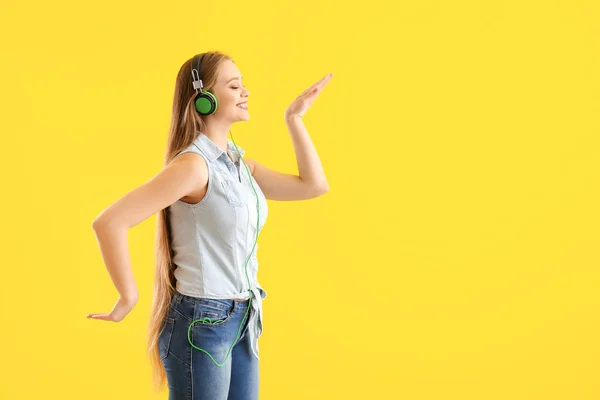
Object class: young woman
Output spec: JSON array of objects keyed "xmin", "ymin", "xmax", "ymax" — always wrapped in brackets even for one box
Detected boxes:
[{"xmin": 87, "ymin": 51, "xmax": 333, "ymax": 399}]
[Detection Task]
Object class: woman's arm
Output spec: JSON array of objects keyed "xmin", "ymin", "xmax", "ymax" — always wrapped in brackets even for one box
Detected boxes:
[
  {"xmin": 244, "ymin": 115, "xmax": 329, "ymax": 201},
  {"xmin": 91, "ymin": 223, "xmax": 139, "ymax": 304},
  {"xmin": 241, "ymin": 73, "xmax": 333, "ymax": 201},
  {"xmin": 285, "ymin": 114, "xmax": 329, "ymax": 191},
  {"xmin": 88, "ymin": 153, "xmax": 207, "ymax": 321}
]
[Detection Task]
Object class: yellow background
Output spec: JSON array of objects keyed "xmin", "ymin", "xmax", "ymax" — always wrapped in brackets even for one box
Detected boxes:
[{"xmin": 1, "ymin": 0, "xmax": 599, "ymax": 398}]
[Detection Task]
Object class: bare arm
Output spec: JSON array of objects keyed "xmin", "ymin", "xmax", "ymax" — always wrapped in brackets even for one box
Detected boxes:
[
  {"xmin": 285, "ymin": 114, "xmax": 329, "ymax": 191},
  {"xmin": 243, "ymin": 115, "xmax": 329, "ymax": 201},
  {"xmin": 91, "ymin": 153, "xmax": 207, "ymax": 305}
]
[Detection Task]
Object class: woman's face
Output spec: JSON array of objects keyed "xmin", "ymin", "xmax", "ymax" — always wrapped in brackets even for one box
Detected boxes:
[{"xmin": 210, "ymin": 59, "xmax": 250, "ymax": 122}]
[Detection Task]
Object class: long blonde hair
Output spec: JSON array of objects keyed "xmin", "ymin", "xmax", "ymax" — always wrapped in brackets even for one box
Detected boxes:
[{"xmin": 147, "ymin": 50, "xmax": 233, "ymax": 393}]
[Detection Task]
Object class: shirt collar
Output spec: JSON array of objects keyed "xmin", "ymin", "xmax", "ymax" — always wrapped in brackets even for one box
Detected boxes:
[{"xmin": 193, "ymin": 132, "xmax": 245, "ymax": 163}]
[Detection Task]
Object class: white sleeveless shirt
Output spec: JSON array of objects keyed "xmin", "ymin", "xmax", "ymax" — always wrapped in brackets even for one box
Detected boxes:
[{"xmin": 167, "ymin": 132, "xmax": 268, "ymax": 360}]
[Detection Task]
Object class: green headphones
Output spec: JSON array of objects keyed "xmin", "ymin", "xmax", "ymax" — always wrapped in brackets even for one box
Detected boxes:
[
  {"xmin": 186, "ymin": 53, "xmax": 261, "ymax": 367},
  {"xmin": 191, "ymin": 54, "xmax": 218, "ymax": 115}
]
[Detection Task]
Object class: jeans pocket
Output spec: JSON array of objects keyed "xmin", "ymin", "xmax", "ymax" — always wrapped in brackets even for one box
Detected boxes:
[
  {"xmin": 195, "ymin": 300, "xmax": 235, "ymax": 328},
  {"xmin": 158, "ymin": 317, "xmax": 175, "ymax": 360}
]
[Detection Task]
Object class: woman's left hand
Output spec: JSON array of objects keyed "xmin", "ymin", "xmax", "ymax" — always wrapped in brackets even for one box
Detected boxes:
[{"xmin": 284, "ymin": 72, "xmax": 333, "ymax": 119}]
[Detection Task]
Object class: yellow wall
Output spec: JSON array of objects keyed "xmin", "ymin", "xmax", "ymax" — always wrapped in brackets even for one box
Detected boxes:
[{"xmin": 1, "ymin": 0, "xmax": 599, "ymax": 398}]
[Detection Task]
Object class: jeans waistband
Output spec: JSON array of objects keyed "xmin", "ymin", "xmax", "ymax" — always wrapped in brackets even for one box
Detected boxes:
[{"xmin": 173, "ymin": 290, "xmax": 250, "ymax": 310}]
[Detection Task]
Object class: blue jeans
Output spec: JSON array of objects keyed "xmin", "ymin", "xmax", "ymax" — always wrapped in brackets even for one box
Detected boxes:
[{"xmin": 159, "ymin": 290, "xmax": 259, "ymax": 400}]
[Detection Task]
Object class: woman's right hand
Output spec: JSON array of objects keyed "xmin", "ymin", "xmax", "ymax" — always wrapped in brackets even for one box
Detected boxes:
[{"xmin": 87, "ymin": 295, "xmax": 138, "ymax": 322}]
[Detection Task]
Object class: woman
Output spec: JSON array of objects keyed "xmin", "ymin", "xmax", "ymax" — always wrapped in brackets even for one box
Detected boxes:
[{"xmin": 87, "ymin": 50, "xmax": 333, "ymax": 399}]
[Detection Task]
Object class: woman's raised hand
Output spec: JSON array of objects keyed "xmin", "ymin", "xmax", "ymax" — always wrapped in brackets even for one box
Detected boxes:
[{"xmin": 284, "ymin": 72, "xmax": 333, "ymax": 119}]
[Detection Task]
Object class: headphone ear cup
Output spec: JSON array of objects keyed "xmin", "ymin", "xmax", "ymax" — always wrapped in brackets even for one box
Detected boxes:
[{"xmin": 195, "ymin": 90, "xmax": 218, "ymax": 115}]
